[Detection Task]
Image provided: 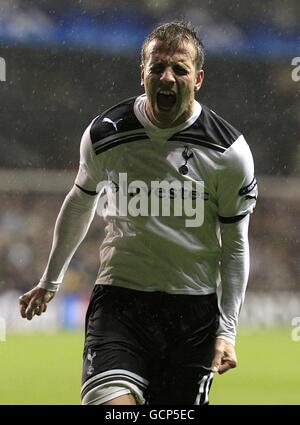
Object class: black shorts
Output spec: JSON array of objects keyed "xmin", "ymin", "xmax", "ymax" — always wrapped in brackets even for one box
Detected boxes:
[{"xmin": 81, "ymin": 284, "xmax": 219, "ymax": 405}]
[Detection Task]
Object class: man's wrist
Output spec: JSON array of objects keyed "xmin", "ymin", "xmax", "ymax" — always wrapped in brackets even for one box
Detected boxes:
[
  {"xmin": 215, "ymin": 334, "xmax": 236, "ymax": 346},
  {"xmin": 37, "ymin": 281, "xmax": 60, "ymax": 292}
]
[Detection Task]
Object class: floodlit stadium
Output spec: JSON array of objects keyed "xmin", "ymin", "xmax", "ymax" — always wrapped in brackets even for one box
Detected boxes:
[{"xmin": 1, "ymin": 0, "xmax": 300, "ymax": 405}]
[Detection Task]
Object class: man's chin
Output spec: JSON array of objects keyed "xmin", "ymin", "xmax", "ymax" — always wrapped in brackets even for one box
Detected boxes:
[{"xmin": 154, "ymin": 106, "xmax": 178, "ymax": 127}]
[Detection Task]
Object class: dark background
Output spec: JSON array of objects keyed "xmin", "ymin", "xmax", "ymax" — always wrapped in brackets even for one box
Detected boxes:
[{"xmin": 0, "ymin": 0, "xmax": 299, "ymax": 175}]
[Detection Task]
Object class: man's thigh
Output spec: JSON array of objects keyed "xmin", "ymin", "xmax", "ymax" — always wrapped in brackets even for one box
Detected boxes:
[
  {"xmin": 146, "ymin": 293, "xmax": 219, "ymax": 405},
  {"xmin": 81, "ymin": 344, "xmax": 149, "ymax": 404},
  {"xmin": 81, "ymin": 285, "xmax": 156, "ymax": 404},
  {"xmin": 145, "ymin": 362, "xmax": 214, "ymax": 405}
]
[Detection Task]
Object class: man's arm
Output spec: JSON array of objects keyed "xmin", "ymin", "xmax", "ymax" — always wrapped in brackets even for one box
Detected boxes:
[
  {"xmin": 211, "ymin": 214, "xmax": 250, "ymax": 374},
  {"xmin": 212, "ymin": 134, "xmax": 257, "ymax": 374},
  {"xmin": 19, "ymin": 184, "xmax": 99, "ymax": 320}
]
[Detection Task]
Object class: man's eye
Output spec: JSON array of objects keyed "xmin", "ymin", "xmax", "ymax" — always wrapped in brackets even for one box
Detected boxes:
[
  {"xmin": 173, "ymin": 66, "xmax": 188, "ymax": 75},
  {"xmin": 150, "ymin": 65, "xmax": 164, "ymax": 74}
]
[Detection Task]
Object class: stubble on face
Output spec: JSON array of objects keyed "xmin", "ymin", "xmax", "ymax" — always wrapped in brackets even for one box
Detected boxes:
[{"xmin": 141, "ymin": 39, "xmax": 203, "ymax": 128}]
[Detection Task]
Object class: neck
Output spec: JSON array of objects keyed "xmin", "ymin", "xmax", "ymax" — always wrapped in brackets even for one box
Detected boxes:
[{"xmin": 145, "ymin": 100, "xmax": 195, "ymax": 129}]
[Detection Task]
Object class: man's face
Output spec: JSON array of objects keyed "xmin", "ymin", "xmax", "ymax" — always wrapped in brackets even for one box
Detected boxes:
[{"xmin": 141, "ymin": 39, "xmax": 204, "ymax": 128}]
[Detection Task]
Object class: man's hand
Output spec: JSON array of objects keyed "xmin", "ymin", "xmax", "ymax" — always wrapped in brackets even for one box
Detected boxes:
[
  {"xmin": 211, "ymin": 338, "xmax": 237, "ymax": 374},
  {"xmin": 19, "ymin": 286, "xmax": 55, "ymax": 320}
]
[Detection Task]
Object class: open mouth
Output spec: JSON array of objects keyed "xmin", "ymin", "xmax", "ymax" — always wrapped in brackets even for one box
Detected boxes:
[{"xmin": 157, "ymin": 90, "xmax": 177, "ymax": 110}]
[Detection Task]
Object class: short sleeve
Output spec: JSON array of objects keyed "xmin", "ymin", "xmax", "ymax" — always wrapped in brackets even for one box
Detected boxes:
[
  {"xmin": 217, "ymin": 135, "xmax": 257, "ymax": 223},
  {"xmin": 74, "ymin": 119, "xmax": 104, "ymax": 193}
]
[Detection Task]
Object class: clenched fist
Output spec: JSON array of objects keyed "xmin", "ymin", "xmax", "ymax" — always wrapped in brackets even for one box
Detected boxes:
[{"xmin": 19, "ymin": 286, "xmax": 56, "ymax": 320}]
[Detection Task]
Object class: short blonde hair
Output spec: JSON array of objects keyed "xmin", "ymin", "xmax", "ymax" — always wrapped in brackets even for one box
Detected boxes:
[{"xmin": 141, "ymin": 21, "xmax": 205, "ymax": 70}]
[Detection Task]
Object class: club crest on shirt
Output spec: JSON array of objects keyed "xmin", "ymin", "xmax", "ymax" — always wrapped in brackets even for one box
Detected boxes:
[{"xmin": 179, "ymin": 146, "xmax": 194, "ymax": 175}]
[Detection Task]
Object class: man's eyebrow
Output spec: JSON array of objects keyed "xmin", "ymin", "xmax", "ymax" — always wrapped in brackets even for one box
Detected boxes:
[
  {"xmin": 172, "ymin": 61, "xmax": 193, "ymax": 70},
  {"xmin": 175, "ymin": 61, "xmax": 191, "ymax": 67},
  {"xmin": 150, "ymin": 58, "xmax": 191, "ymax": 67}
]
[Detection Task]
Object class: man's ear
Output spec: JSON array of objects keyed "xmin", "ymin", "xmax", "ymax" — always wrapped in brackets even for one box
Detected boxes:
[
  {"xmin": 140, "ymin": 64, "xmax": 145, "ymax": 87},
  {"xmin": 195, "ymin": 69, "xmax": 204, "ymax": 92}
]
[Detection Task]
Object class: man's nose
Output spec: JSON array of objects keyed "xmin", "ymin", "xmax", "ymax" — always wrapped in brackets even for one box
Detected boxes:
[{"xmin": 160, "ymin": 67, "xmax": 175, "ymax": 84}]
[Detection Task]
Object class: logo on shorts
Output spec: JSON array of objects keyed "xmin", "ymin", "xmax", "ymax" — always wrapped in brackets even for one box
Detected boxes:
[{"xmin": 87, "ymin": 349, "xmax": 96, "ymax": 376}]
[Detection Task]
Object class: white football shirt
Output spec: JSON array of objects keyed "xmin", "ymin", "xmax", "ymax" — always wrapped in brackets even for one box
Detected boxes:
[{"xmin": 74, "ymin": 94, "xmax": 257, "ymax": 295}]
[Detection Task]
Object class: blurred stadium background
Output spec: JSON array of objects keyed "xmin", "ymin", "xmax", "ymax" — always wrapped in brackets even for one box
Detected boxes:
[{"xmin": 1, "ymin": 0, "xmax": 300, "ymax": 404}]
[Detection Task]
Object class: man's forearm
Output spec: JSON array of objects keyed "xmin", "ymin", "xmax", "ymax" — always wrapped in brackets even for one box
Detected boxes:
[
  {"xmin": 217, "ymin": 215, "xmax": 250, "ymax": 345},
  {"xmin": 38, "ymin": 185, "xmax": 99, "ymax": 291}
]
